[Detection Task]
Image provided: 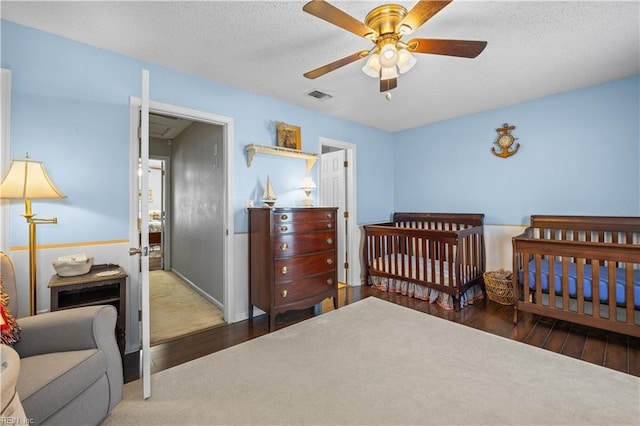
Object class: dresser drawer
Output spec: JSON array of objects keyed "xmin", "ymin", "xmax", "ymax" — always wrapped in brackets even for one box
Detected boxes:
[
  {"xmin": 273, "ymin": 209, "xmax": 336, "ymax": 224},
  {"xmin": 274, "ymin": 271, "xmax": 336, "ymax": 305},
  {"xmin": 274, "ymin": 251, "xmax": 335, "ymax": 281},
  {"xmin": 273, "ymin": 231, "xmax": 335, "ymax": 258},
  {"xmin": 274, "ymin": 220, "xmax": 334, "ymax": 234}
]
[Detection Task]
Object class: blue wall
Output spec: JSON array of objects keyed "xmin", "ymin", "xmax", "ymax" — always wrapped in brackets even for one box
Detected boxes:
[
  {"xmin": 1, "ymin": 21, "xmax": 394, "ymax": 246},
  {"xmin": 394, "ymin": 76, "xmax": 640, "ymax": 224},
  {"xmin": 2, "ymin": 20, "xmax": 638, "ymax": 247}
]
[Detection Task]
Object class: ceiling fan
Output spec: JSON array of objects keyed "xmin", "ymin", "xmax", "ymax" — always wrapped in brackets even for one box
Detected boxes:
[{"xmin": 302, "ymin": 0, "xmax": 487, "ymax": 93}]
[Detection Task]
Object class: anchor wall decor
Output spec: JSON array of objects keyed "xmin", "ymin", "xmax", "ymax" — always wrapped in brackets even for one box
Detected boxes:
[{"xmin": 492, "ymin": 123, "xmax": 520, "ymax": 158}]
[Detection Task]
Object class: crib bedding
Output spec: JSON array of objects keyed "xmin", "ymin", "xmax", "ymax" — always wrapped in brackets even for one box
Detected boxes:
[
  {"xmin": 370, "ymin": 254, "xmax": 484, "ymax": 310},
  {"xmin": 521, "ymin": 259, "xmax": 640, "ymax": 307}
]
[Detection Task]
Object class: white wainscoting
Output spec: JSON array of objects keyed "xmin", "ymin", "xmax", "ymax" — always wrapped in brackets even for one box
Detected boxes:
[{"xmin": 484, "ymin": 224, "xmax": 528, "ymax": 272}]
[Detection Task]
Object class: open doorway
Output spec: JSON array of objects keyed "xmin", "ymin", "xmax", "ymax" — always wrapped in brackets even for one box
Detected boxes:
[
  {"xmin": 148, "ymin": 158, "xmax": 165, "ymax": 271},
  {"xmin": 144, "ymin": 112, "xmax": 226, "ymax": 345}
]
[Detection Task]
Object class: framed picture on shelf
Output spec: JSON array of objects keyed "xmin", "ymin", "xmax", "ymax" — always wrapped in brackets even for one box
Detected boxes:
[{"xmin": 276, "ymin": 123, "xmax": 301, "ymax": 150}]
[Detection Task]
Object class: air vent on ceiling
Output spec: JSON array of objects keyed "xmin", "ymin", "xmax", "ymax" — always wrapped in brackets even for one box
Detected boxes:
[{"xmin": 307, "ymin": 90, "xmax": 332, "ymax": 101}]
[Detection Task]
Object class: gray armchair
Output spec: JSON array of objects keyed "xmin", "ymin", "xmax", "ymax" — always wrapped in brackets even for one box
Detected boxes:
[{"xmin": 0, "ymin": 252, "xmax": 123, "ymax": 425}]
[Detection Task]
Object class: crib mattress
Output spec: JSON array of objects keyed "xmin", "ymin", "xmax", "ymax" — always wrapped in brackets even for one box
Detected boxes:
[{"xmin": 521, "ymin": 260, "xmax": 640, "ymax": 308}]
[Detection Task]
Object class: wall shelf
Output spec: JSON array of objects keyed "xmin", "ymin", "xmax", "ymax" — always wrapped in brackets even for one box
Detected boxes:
[{"xmin": 246, "ymin": 143, "xmax": 318, "ymax": 172}]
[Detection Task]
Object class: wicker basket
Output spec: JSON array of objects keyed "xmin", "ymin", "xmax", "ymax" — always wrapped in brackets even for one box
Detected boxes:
[{"xmin": 483, "ymin": 270, "xmax": 514, "ymax": 305}]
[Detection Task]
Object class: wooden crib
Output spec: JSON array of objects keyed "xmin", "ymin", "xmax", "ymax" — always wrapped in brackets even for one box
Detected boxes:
[
  {"xmin": 363, "ymin": 213, "xmax": 486, "ymax": 310},
  {"xmin": 512, "ymin": 215, "xmax": 640, "ymax": 337}
]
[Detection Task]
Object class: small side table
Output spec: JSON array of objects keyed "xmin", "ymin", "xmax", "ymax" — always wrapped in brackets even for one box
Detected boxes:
[{"xmin": 48, "ymin": 265, "xmax": 127, "ymax": 359}]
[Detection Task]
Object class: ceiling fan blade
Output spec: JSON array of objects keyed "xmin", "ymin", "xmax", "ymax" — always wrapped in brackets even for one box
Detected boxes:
[
  {"xmin": 303, "ymin": 0, "xmax": 377, "ymax": 39},
  {"xmin": 304, "ymin": 50, "xmax": 369, "ymax": 79},
  {"xmin": 407, "ymin": 38, "xmax": 487, "ymax": 58},
  {"xmin": 397, "ymin": 1, "xmax": 452, "ymax": 34},
  {"xmin": 380, "ymin": 78, "xmax": 397, "ymax": 92}
]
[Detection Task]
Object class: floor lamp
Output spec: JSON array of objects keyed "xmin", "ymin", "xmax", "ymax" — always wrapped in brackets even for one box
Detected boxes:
[{"xmin": 0, "ymin": 155, "xmax": 66, "ymax": 316}]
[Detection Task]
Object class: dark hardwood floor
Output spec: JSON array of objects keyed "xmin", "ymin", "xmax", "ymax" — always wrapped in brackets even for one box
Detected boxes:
[{"xmin": 124, "ymin": 285, "xmax": 640, "ymax": 383}]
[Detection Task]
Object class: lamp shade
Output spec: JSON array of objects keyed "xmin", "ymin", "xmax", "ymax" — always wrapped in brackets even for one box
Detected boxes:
[
  {"xmin": 379, "ymin": 43, "xmax": 399, "ymax": 68},
  {"xmin": 397, "ymin": 48, "xmax": 417, "ymax": 74},
  {"xmin": 299, "ymin": 177, "xmax": 317, "ymax": 190},
  {"xmin": 380, "ymin": 66, "xmax": 398, "ymax": 80},
  {"xmin": 0, "ymin": 158, "xmax": 66, "ymax": 200},
  {"xmin": 362, "ymin": 54, "xmax": 381, "ymax": 78}
]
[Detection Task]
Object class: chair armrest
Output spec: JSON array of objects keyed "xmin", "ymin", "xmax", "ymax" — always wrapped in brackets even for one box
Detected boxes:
[
  {"xmin": 13, "ymin": 305, "xmax": 123, "ymax": 411},
  {"xmin": 13, "ymin": 305, "xmax": 118, "ymax": 358}
]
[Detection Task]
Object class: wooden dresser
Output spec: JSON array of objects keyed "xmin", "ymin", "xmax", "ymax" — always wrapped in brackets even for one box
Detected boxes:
[{"xmin": 248, "ymin": 207, "xmax": 338, "ymax": 331}]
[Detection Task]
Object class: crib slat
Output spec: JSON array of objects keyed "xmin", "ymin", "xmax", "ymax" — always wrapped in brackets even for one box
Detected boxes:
[
  {"xmin": 439, "ymin": 241, "xmax": 445, "ymax": 286},
  {"xmin": 447, "ymin": 243, "xmax": 455, "ymax": 287},
  {"xmin": 521, "ymin": 253, "xmax": 529, "ymax": 304},
  {"xmin": 608, "ymin": 263, "xmax": 616, "ymax": 320},
  {"xmin": 576, "ymin": 258, "xmax": 585, "ymax": 315},
  {"xmin": 625, "ymin": 263, "xmax": 634, "ymax": 325},
  {"xmin": 535, "ymin": 254, "xmax": 543, "ymax": 306},
  {"xmin": 429, "ymin": 239, "xmax": 436, "ymax": 283},
  {"xmin": 562, "ymin": 258, "xmax": 570, "ymax": 312},
  {"xmin": 592, "ymin": 260, "xmax": 601, "ymax": 319},
  {"xmin": 549, "ymin": 257, "xmax": 556, "ymax": 308}
]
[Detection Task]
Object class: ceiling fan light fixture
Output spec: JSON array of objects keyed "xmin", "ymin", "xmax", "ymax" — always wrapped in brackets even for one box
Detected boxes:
[
  {"xmin": 362, "ymin": 53, "xmax": 381, "ymax": 78},
  {"xmin": 380, "ymin": 65, "xmax": 398, "ymax": 80},
  {"xmin": 398, "ymin": 24, "xmax": 413, "ymax": 36},
  {"xmin": 378, "ymin": 42, "xmax": 399, "ymax": 68},
  {"xmin": 397, "ymin": 48, "xmax": 417, "ymax": 74}
]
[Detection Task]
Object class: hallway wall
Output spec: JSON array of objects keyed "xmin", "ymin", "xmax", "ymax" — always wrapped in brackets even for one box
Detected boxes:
[{"xmin": 171, "ymin": 122, "xmax": 225, "ymax": 304}]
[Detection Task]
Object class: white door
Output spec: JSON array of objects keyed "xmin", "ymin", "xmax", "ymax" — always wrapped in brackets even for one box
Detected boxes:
[
  {"xmin": 129, "ymin": 69, "xmax": 152, "ymax": 399},
  {"xmin": 320, "ymin": 149, "xmax": 348, "ymax": 284}
]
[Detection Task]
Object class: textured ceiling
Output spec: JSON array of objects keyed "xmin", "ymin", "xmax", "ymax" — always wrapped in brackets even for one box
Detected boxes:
[{"xmin": 2, "ymin": 1, "xmax": 639, "ymax": 132}]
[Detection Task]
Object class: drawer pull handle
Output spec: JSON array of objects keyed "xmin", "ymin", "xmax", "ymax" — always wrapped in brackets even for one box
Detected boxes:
[
  {"xmin": 281, "ymin": 214, "xmax": 288, "ymax": 220},
  {"xmin": 281, "ymin": 266, "xmax": 288, "ymax": 275},
  {"xmin": 326, "ymin": 238, "xmax": 333, "ymax": 245},
  {"xmin": 281, "ymin": 289, "xmax": 288, "ymax": 298},
  {"xmin": 280, "ymin": 242, "xmax": 288, "ymax": 251},
  {"xmin": 281, "ymin": 225, "xmax": 288, "ymax": 232},
  {"xmin": 326, "ymin": 258, "xmax": 333, "ymax": 265},
  {"xmin": 327, "ymin": 213, "xmax": 332, "ymax": 219},
  {"xmin": 327, "ymin": 223, "xmax": 333, "ymax": 229},
  {"xmin": 327, "ymin": 278, "xmax": 333, "ymax": 285}
]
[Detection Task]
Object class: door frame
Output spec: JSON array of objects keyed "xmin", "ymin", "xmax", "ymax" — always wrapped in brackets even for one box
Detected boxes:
[
  {"xmin": 149, "ymin": 156, "xmax": 171, "ymax": 271},
  {"xmin": 128, "ymin": 98, "xmax": 235, "ymax": 336},
  {"xmin": 319, "ymin": 137, "xmax": 360, "ymax": 286}
]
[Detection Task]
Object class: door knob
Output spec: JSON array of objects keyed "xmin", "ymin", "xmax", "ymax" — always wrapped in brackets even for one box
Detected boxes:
[{"xmin": 129, "ymin": 247, "xmax": 148, "ymax": 256}]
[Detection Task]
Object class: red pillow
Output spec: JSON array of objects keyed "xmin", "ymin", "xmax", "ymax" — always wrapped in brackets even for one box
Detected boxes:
[{"xmin": 0, "ymin": 277, "xmax": 20, "ymax": 345}]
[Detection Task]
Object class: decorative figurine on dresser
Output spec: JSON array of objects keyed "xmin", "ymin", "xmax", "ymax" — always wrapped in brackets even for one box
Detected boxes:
[{"xmin": 248, "ymin": 207, "xmax": 338, "ymax": 331}]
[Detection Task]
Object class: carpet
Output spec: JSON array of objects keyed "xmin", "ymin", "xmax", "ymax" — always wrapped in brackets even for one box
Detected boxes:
[
  {"xmin": 150, "ymin": 270, "xmax": 224, "ymax": 346},
  {"xmin": 104, "ymin": 297, "xmax": 639, "ymax": 425}
]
